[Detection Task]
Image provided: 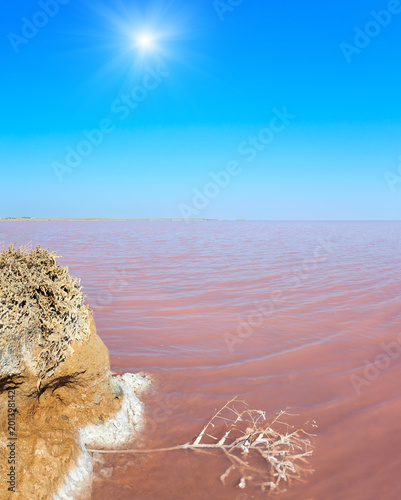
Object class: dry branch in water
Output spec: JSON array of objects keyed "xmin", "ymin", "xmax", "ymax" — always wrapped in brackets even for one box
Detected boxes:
[{"xmin": 87, "ymin": 397, "xmax": 317, "ymax": 494}]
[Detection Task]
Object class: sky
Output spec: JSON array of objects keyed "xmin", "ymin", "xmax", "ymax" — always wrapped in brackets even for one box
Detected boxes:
[{"xmin": 1, "ymin": 0, "xmax": 401, "ymax": 219}]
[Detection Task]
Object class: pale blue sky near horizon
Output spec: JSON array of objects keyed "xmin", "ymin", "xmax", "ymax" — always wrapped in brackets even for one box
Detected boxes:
[{"xmin": 1, "ymin": 0, "xmax": 401, "ymax": 219}]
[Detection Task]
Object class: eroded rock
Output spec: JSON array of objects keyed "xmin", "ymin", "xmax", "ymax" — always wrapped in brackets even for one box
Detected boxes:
[{"xmin": 0, "ymin": 246, "xmax": 148, "ymax": 499}]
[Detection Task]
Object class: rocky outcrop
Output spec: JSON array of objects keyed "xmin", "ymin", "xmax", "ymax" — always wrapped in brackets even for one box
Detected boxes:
[{"xmin": 0, "ymin": 246, "xmax": 148, "ymax": 499}]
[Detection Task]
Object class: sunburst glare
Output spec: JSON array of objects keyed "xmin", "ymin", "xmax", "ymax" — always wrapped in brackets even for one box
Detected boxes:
[{"xmin": 136, "ymin": 32, "xmax": 156, "ymax": 50}]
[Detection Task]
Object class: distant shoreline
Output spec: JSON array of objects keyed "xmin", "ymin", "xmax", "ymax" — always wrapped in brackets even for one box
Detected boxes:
[{"xmin": 0, "ymin": 218, "xmax": 221, "ymax": 222}]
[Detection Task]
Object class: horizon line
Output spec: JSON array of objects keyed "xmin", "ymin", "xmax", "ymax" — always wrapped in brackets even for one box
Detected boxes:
[{"xmin": 1, "ymin": 218, "xmax": 400, "ymax": 222}]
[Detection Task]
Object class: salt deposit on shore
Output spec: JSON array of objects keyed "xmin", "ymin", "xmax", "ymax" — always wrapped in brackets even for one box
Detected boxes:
[{"xmin": 55, "ymin": 373, "xmax": 151, "ymax": 500}]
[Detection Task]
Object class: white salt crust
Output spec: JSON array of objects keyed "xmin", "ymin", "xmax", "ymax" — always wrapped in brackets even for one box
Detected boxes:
[
  {"xmin": 53, "ymin": 434, "xmax": 93, "ymax": 500},
  {"xmin": 53, "ymin": 373, "xmax": 151, "ymax": 500}
]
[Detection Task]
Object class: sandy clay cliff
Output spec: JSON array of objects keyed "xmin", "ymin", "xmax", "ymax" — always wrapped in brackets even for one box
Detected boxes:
[{"xmin": 0, "ymin": 246, "xmax": 149, "ymax": 499}]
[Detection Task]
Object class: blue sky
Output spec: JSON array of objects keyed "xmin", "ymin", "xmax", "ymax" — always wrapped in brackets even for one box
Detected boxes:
[{"xmin": 1, "ymin": 0, "xmax": 401, "ymax": 219}]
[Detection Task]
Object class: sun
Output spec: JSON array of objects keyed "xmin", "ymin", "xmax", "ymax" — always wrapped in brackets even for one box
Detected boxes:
[{"xmin": 136, "ymin": 32, "xmax": 155, "ymax": 50}]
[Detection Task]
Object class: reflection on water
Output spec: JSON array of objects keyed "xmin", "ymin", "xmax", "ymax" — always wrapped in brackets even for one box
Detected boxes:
[{"xmin": 1, "ymin": 221, "xmax": 401, "ymax": 500}]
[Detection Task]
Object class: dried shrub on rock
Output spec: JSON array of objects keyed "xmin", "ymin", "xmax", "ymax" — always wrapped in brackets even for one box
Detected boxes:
[{"xmin": 0, "ymin": 244, "xmax": 90, "ymax": 379}]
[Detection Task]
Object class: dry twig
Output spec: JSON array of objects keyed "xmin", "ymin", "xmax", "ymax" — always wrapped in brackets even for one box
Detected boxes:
[{"xmin": 87, "ymin": 397, "xmax": 317, "ymax": 494}]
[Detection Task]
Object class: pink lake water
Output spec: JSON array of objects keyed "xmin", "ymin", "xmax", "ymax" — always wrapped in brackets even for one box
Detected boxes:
[{"xmin": 1, "ymin": 220, "xmax": 401, "ymax": 500}]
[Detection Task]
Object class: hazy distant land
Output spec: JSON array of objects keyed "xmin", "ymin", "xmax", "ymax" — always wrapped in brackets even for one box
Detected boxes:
[{"xmin": 0, "ymin": 218, "xmax": 220, "ymax": 221}]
